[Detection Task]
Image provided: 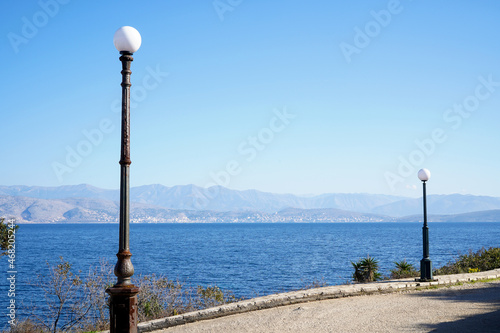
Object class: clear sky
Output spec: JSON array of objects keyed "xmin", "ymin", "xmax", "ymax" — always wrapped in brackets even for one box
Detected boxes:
[{"xmin": 2, "ymin": 0, "xmax": 500, "ymax": 197}]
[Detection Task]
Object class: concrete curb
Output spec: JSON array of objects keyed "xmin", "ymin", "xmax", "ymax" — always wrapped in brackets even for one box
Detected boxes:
[{"xmin": 103, "ymin": 269, "xmax": 500, "ymax": 333}]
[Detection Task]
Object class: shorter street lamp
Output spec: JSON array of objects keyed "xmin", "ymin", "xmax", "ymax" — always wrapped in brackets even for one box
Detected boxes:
[{"xmin": 417, "ymin": 168, "xmax": 434, "ymax": 282}]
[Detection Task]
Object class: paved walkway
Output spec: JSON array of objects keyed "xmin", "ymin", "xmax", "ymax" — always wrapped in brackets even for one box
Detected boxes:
[{"xmin": 135, "ymin": 270, "xmax": 500, "ymax": 333}]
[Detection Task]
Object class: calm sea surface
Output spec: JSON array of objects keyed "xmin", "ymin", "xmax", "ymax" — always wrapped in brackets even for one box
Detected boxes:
[{"xmin": 1, "ymin": 222, "xmax": 500, "ymax": 327}]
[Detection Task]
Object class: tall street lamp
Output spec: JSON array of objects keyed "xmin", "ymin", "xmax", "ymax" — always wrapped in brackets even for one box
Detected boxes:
[
  {"xmin": 106, "ymin": 26, "xmax": 142, "ymax": 333},
  {"xmin": 417, "ymin": 168, "xmax": 433, "ymax": 282}
]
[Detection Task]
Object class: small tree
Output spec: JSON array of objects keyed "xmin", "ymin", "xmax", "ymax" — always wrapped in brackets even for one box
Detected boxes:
[
  {"xmin": 351, "ymin": 255, "xmax": 381, "ymax": 283},
  {"xmin": 30, "ymin": 257, "xmax": 90, "ymax": 333}
]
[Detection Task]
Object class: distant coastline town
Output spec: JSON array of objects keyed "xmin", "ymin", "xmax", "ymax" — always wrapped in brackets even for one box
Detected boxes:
[{"xmin": 2, "ymin": 184, "xmax": 500, "ymax": 224}]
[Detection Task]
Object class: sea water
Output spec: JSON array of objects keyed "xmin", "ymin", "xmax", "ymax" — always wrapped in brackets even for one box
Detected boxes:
[{"xmin": 1, "ymin": 222, "xmax": 499, "ymax": 327}]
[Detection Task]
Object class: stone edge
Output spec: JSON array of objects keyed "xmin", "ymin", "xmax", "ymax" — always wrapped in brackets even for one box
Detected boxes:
[{"xmin": 101, "ymin": 269, "xmax": 500, "ymax": 333}]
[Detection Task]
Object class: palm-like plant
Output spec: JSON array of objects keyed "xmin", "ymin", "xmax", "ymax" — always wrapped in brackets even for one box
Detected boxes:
[
  {"xmin": 351, "ymin": 261, "xmax": 365, "ymax": 283},
  {"xmin": 390, "ymin": 260, "xmax": 418, "ymax": 279},
  {"xmin": 351, "ymin": 255, "xmax": 381, "ymax": 283}
]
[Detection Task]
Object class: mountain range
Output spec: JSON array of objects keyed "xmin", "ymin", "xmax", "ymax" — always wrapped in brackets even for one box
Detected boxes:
[{"xmin": 1, "ymin": 184, "xmax": 500, "ymax": 223}]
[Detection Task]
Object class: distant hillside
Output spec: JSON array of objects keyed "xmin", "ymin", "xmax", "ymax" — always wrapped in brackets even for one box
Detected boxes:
[
  {"xmin": 372, "ymin": 194, "xmax": 500, "ymax": 217},
  {"xmin": 0, "ymin": 196, "xmax": 121, "ymax": 223},
  {"xmin": 0, "ymin": 184, "xmax": 407, "ymax": 213},
  {"xmin": 0, "ymin": 184, "xmax": 118, "ymax": 201},
  {"xmin": 0, "ymin": 195, "xmax": 392, "ymax": 223},
  {"xmin": 1, "ymin": 185, "xmax": 500, "ymax": 222},
  {"xmin": 1, "ymin": 195, "xmax": 500, "ymax": 224}
]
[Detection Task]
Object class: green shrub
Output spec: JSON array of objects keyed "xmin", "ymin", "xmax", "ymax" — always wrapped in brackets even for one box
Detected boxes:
[
  {"xmin": 136, "ymin": 274, "xmax": 188, "ymax": 321},
  {"xmin": 434, "ymin": 247, "xmax": 500, "ymax": 275},
  {"xmin": 195, "ymin": 285, "xmax": 239, "ymax": 309},
  {"xmin": 390, "ymin": 260, "xmax": 419, "ymax": 279},
  {"xmin": 351, "ymin": 255, "xmax": 381, "ymax": 283}
]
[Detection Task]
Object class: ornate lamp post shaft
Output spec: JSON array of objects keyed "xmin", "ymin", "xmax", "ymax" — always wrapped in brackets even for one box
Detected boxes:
[
  {"xmin": 107, "ymin": 26, "xmax": 142, "ymax": 333},
  {"xmin": 116, "ymin": 51, "xmax": 134, "ymax": 286}
]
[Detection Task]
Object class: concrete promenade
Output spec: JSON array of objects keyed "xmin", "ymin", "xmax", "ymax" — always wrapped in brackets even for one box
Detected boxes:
[{"xmin": 130, "ymin": 269, "xmax": 500, "ymax": 332}]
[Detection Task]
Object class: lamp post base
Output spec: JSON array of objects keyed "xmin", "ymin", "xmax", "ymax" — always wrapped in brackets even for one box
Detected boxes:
[
  {"xmin": 106, "ymin": 285, "xmax": 140, "ymax": 333},
  {"xmin": 416, "ymin": 258, "xmax": 435, "ymax": 282}
]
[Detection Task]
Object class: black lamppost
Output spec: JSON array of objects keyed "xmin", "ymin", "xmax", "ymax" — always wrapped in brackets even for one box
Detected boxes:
[
  {"xmin": 417, "ymin": 168, "xmax": 433, "ymax": 282},
  {"xmin": 106, "ymin": 26, "xmax": 142, "ymax": 333}
]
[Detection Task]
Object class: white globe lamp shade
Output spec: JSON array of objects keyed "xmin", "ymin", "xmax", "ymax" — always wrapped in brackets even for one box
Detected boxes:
[
  {"xmin": 114, "ymin": 26, "xmax": 141, "ymax": 53},
  {"xmin": 418, "ymin": 168, "xmax": 431, "ymax": 182}
]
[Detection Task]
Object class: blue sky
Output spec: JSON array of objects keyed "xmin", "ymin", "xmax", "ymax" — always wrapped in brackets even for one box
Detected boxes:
[{"xmin": 2, "ymin": 0, "xmax": 500, "ymax": 197}]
